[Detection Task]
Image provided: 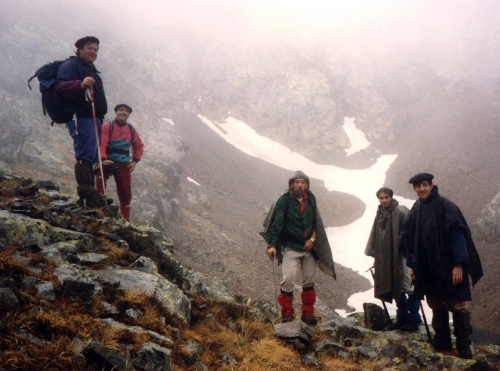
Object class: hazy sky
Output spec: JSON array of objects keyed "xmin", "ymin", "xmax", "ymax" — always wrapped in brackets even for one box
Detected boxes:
[
  {"xmin": 110, "ymin": 0, "xmax": 500, "ymax": 81},
  {"xmin": 2, "ymin": 0, "xmax": 499, "ymax": 82}
]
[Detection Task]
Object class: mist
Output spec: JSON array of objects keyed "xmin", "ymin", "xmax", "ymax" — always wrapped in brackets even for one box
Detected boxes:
[
  {"xmin": 2, "ymin": 0, "xmax": 500, "ymax": 339},
  {"xmin": 5, "ymin": 0, "xmax": 500, "ymax": 80}
]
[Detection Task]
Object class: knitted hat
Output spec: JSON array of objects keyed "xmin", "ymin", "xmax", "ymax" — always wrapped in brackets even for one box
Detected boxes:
[{"xmin": 288, "ymin": 170, "xmax": 310, "ymax": 187}]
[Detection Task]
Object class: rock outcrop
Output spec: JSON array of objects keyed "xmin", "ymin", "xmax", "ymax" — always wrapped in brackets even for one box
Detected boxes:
[{"xmin": 1, "ymin": 168, "xmax": 499, "ymax": 370}]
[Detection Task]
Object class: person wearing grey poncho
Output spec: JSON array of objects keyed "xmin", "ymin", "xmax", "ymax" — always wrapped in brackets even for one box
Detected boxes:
[
  {"xmin": 261, "ymin": 171, "xmax": 336, "ymax": 325},
  {"xmin": 365, "ymin": 187, "xmax": 421, "ymax": 332}
]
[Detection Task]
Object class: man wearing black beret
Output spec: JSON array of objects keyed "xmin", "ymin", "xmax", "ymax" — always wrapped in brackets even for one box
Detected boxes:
[
  {"xmin": 400, "ymin": 173, "xmax": 483, "ymax": 359},
  {"xmin": 56, "ymin": 36, "xmax": 111, "ymax": 207}
]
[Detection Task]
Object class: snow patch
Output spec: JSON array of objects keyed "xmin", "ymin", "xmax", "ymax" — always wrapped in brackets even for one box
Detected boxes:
[
  {"xmin": 187, "ymin": 177, "xmax": 201, "ymax": 186},
  {"xmin": 343, "ymin": 117, "xmax": 371, "ymax": 156},
  {"xmin": 198, "ymin": 114, "xmax": 422, "ymax": 317},
  {"xmin": 162, "ymin": 118, "xmax": 175, "ymax": 126}
]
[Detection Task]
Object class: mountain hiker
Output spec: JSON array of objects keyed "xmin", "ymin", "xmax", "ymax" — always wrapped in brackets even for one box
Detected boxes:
[
  {"xmin": 365, "ymin": 187, "xmax": 421, "ymax": 332},
  {"xmin": 95, "ymin": 104, "xmax": 144, "ymax": 221},
  {"xmin": 400, "ymin": 173, "xmax": 483, "ymax": 359},
  {"xmin": 56, "ymin": 36, "xmax": 111, "ymax": 207},
  {"xmin": 263, "ymin": 171, "xmax": 336, "ymax": 325}
]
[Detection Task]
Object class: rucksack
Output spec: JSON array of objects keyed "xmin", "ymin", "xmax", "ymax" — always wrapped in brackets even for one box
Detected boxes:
[
  {"xmin": 28, "ymin": 59, "xmax": 76, "ymax": 126},
  {"xmin": 108, "ymin": 121, "xmax": 135, "ymax": 141}
]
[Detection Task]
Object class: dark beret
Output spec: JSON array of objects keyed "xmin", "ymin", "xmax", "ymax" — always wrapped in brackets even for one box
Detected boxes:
[
  {"xmin": 114, "ymin": 104, "xmax": 133, "ymax": 113},
  {"xmin": 75, "ymin": 36, "xmax": 100, "ymax": 49},
  {"xmin": 408, "ymin": 173, "xmax": 434, "ymax": 185}
]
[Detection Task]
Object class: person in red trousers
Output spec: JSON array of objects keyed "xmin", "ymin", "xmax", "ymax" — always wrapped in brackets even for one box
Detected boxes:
[{"xmin": 96, "ymin": 104, "xmax": 144, "ymax": 221}]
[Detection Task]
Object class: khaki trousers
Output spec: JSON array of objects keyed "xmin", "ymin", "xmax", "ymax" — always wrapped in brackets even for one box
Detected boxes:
[{"xmin": 280, "ymin": 247, "xmax": 317, "ymax": 293}]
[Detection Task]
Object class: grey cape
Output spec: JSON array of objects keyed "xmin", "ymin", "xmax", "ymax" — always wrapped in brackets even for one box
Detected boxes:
[
  {"xmin": 365, "ymin": 199, "xmax": 411, "ymax": 303},
  {"xmin": 260, "ymin": 191, "xmax": 336, "ymax": 280}
]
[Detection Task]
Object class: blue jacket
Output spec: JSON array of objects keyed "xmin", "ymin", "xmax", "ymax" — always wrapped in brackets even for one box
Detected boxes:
[{"xmin": 56, "ymin": 56, "xmax": 107, "ymax": 120}]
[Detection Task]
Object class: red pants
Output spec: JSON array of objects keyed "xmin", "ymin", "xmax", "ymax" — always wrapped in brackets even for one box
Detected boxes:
[{"xmin": 95, "ymin": 163, "xmax": 132, "ymax": 220}]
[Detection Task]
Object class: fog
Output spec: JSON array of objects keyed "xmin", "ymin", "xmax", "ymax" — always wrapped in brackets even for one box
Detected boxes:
[
  {"xmin": 115, "ymin": 0, "xmax": 500, "ymax": 82},
  {"xmin": 2, "ymin": 0, "xmax": 499, "ymax": 332},
  {"xmin": 5, "ymin": 0, "xmax": 500, "ymax": 83}
]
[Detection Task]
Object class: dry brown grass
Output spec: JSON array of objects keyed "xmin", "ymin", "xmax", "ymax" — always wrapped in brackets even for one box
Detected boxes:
[
  {"xmin": 0, "ymin": 180, "xmax": 401, "ymax": 370},
  {"xmin": 175, "ymin": 300, "xmax": 351, "ymax": 371},
  {"xmin": 34, "ymin": 193, "xmax": 52, "ymax": 205},
  {"xmin": 0, "ymin": 179, "xmax": 20, "ymax": 188},
  {"xmin": 0, "ymin": 248, "xmax": 30, "ymax": 278},
  {"xmin": 101, "ymin": 241, "xmax": 137, "ymax": 267},
  {"xmin": 0, "ymin": 299, "xmax": 111, "ymax": 370}
]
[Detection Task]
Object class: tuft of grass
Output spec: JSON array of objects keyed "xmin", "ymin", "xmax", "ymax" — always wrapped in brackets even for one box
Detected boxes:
[
  {"xmin": 102, "ymin": 241, "xmax": 136, "ymax": 266},
  {"xmin": 34, "ymin": 194, "xmax": 52, "ymax": 205},
  {"xmin": 0, "ymin": 179, "xmax": 20, "ymax": 188},
  {"xmin": 0, "ymin": 248, "xmax": 30, "ymax": 278}
]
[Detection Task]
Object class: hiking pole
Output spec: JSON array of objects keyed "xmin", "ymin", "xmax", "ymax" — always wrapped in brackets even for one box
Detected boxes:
[
  {"xmin": 367, "ymin": 267, "xmax": 392, "ymax": 323},
  {"xmin": 418, "ymin": 299, "xmax": 432, "ymax": 343},
  {"xmin": 86, "ymin": 86, "xmax": 107, "ymax": 207},
  {"xmin": 411, "ymin": 278, "xmax": 431, "ymax": 342},
  {"xmin": 271, "ymin": 256, "xmax": 280, "ymax": 322}
]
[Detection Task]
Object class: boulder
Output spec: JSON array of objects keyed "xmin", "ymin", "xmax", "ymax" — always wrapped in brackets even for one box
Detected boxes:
[
  {"xmin": 364, "ymin": 302, "xmax": 389, "ymax": 331},
  {"xmin": 132, "ymin": 342, "xmax": 172, "ymax": 371},
  {"xmin": 84, "ymin": 342, "xmax": 134, "ymax": 371},
  {"xmin": 274, "ymin": 321, "xmax": 313, "ymax": 343},
  {"xmin": 95, "ymin": 267, "xmax": 191, "ymax": 323},
  {"xmin": 0, "ymin": 288, "xmax": 20, "ymax": 311}
]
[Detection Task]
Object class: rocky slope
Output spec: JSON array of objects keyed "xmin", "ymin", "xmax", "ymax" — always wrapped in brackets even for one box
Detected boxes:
[
  {"xmin": 1, "ymin": 0, "xmax": 500, "ymax": 342},
  {"xmin": 1, "ymin": 168, "xmax": 499, "ymax": 371}
]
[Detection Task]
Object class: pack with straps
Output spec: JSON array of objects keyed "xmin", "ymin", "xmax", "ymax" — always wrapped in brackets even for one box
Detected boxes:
[
  {"xmin": 28, "ymin": 59, "xmax": 77, "ymax": 126},
  {"xmin": 105, "ymin": 121, "xmax": 136, "ymax": 162},
  {"xmin": 108, "ymin": 121, "xmax": 135, "ymax": 141}
]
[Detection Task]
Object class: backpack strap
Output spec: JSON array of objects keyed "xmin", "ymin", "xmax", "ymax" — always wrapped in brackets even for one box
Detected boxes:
[
  {"xmin": 108, "ymin": 120, "xmax": 135, "ymax": 142},
  {"xmin": 27, "ymin": 74, "xmax": 37, "ymax": 90},
  {"xmin": 128, "ymin": 123, "xmax": 135, "ymax": 141},
  {"xmin": 108, "ymin": 121, "xmax": 114, "ymax": 137}
]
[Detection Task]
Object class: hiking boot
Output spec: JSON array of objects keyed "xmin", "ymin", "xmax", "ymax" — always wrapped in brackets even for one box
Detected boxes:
[
  {"xmin": 454, "ymin": 311, "xmax": 473, "ymax": 359},
  {"xmin": 301, "ymin": 315, "xmax": 320, "ymax": 326},
  {"xmin": 86, "ymin": 193, "xmax": 113, "ymax": 207},
  {"xmin": 457, "ymin": 345, "xmax": 473, "ymax": 359},
  {"xmin": 400, "ymin": 321, "xmax": 420, "ymax": 332},
  {"xmin": 281, "ymin": 316, "xmax": 294, "ymax": 323},
  {"xmin": 431, "ymin": 337, "xmax": 453, "ymax": 352},
  {"xmin": 431, "ymin": 309, "xmax": 452, "ymax": 352},
  {"xmin": 387, "ymin": 318, "xmax": 406, "ymax": 331}
]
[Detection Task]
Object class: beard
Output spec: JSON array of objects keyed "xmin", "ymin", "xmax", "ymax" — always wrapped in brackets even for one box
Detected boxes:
[{"xmin": 292, "ymin": 188, "xmax": 305, "ymax": 198}]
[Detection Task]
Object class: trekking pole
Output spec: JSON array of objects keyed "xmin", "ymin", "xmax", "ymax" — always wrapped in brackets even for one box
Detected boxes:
[
  {"xmin": 367, "ymin": 267, "xmax": 392, "ymax": 323},
  {"xmin": 271, "ymin": 256, "xmax": 280, "ymax": 322},
  {"xmin": 86, "ymin": 86, "xmax": 107, "ymax": 207},
  {"xmin": 411, "ymin": 278, "xmax": 431, "ymax": 342},
  {"xmin": 418, "ymin": 300, "xmax": 432, "ymax": 343}
]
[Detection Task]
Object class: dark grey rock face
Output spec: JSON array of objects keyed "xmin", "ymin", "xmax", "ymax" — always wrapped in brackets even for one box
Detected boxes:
[
  {"xmin": 84, "ymin": 342, "xmax": 134, "ymax": 371},
  {"xmin": 363, "ymin": 302, "xmax": 390, "ymax": 331},
  {"xmin": 0, "ymin": 287, "xmax": 20, "ymax": 311},
  {"xmin": 132, "ymin": 342, "xmax": 172, "ymax": 371}
]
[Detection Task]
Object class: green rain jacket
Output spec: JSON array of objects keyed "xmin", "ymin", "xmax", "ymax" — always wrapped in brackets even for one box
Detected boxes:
[{"xmin": 260, "ymin": 190, "xmax": 336, "ymax": 280}]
